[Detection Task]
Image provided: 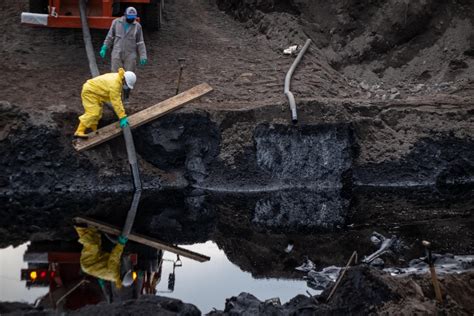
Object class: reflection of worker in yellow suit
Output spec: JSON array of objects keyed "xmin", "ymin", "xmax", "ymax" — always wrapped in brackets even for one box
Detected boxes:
[
  {"xmin": 74, "ymin": 68, "xmax": 137, "ymax": 138},
  {"xmin": 75, "ymin": 227, "xmax": 134, "ymax": 288}
]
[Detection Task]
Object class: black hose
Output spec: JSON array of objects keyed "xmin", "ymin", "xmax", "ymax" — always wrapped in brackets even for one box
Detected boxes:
[
  {"xmin": 79, "ymin": 0, "xmax": 100, "ymax": 78},
  {"xmin": 121, "ymin": 125, "xmax": 142, "ymax": 237}
]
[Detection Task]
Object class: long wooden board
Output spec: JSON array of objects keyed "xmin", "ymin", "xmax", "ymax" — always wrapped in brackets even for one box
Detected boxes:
[
  {"xmin": 73, "ymin": 83, "xmax": 213, "ymax": 152},
  {"xmin": 74, "ymin": 216, "xmax": 210, "ymax": 262}
]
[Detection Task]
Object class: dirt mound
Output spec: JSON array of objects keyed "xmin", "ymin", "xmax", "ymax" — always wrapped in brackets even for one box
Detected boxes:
[
  {"xmin": 210, "ymin": 266, "xmax": 474, "ymax": 315},
  {"xmin": 218, "ymin": 0, "xmax": 474, "ymax": 99},
  {"xmin": 0, "ymin": 296, "xmax": 201, "ymax": 315}
]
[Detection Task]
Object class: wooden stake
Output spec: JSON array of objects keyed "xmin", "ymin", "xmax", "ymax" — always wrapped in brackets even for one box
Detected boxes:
[
  {"xmin": 326, "ymin": 251, "xmax": 357, "ymax": 303},
  {"xmin": 430, "ymin": 265, "xmax": 443, "ymax": 304}
]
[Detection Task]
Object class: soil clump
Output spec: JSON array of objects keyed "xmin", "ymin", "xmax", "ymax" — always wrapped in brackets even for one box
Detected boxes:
[{"xmin": 210, "ymin": 266, "xmax": 474, "ymax": 315}]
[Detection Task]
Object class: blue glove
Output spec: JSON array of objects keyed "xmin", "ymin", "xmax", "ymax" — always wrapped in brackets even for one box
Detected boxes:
[
  {"xmin": 119, "ymin": 116, "xmax": 129, "ymax": 128},
  {"xmin": 140, "ymin": 58, "xmax": 147, "ymax": 66},
  {"xmin": 118, "ymin": 235, "xmax": 128, "ymax": 245},
  {"xmin": 99, "ymin": 44, "xmax": 107, "ymax": 58}
]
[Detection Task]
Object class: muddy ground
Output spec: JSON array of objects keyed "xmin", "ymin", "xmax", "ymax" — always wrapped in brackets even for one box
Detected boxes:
[
  {"xmin": 2, "ymin": 265, "xmax": 473, "ymax": 315},
  {"xmin": 1, "ymin": 0, "xmax": 473, "ymax": 314},
  {"xmin": 209, "ymin": 266, "xmax": 474, "ymax": 315}
]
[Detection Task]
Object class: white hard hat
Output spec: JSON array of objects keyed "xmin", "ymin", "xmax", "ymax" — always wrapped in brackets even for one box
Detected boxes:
[
  {"xmin": 122, "ymin": 270, "xmax": 134, "ymax": 287},
  {"xmin": 124, "ymin": 71, "xmax": 136, "ymax": 89},
  {"xmin": 125, "ymin": 7, "xmax": 138, "ymax": 17}
]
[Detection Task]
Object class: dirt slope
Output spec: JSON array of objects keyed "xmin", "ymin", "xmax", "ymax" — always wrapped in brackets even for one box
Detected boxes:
[
  {"xmin": 1, "ymin": 0, "xmax": 353, "ymax": 118},
  {"xmin": 2, "ymin": 0, "xmax": 473, "ymax": 116},
  {"xmin": 218, "ymin": 0, "xmax": 474, "ymax": 99}
]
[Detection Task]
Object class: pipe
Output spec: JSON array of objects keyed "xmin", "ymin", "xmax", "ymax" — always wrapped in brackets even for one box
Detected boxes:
[
  {"xmin": 121, "ymin": 125, "xmax": 142, "ymax": 237},
  {"xmin": 79, "ymin": 0, "xmax": 100, "ymax": 78},
  {"xmin": 284, "ymin": 39, "xmax": 312, "ymax": 123}
]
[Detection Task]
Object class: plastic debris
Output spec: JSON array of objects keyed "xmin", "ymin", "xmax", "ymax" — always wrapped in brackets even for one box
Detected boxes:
[
  {"xmin": 283, "ymin": 45, "xmax": 298, "ymax": 55},
  {"xmin": 295, "ymin": 256, "xmax": 316, "ymax": 272},
  {"xmin": 306, "ymin": 266, "xmax": 341, "ymax": 290}
]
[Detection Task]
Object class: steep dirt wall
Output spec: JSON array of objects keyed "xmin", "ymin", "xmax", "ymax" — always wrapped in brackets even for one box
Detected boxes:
[
  {"xmin": 1, "ymin": 97, "xmax": 473, "ymax": 238},
  {"xmin": 2, "ymin": 98, "xmax": 473, "ymax": 195},
  {"xmin": 217, "ymin": 0, "xmax": 474, "ymax": 98}
]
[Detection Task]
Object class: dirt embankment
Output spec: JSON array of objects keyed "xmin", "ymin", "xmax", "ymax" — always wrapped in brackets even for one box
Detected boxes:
[
  {"xmin": 209, "ymin": 266, "xmax": 474, "ymax": 315},
  {"xmin": 217, "ymin": 0, "xmax": 474, "ymax": 99},
  {"xmin": 2, "ymin": 266, "xmax": 472, "ymax": 315},
  {"xmin": 2, "ymin": 96, "xmax": 472, "ymax": 195},
  {"xmin": 0, "ymin": 296, "xmax": 201, "ymax": 315}
]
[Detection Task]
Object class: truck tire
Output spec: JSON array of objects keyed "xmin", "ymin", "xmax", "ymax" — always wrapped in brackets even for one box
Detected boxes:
[
  {"xmin": 29, "ymin": 0, "xmax": 48, "ymax": 14},
  {"xmin": 143, "ymin": 0, "xmax": 162, "ymax": 31}
]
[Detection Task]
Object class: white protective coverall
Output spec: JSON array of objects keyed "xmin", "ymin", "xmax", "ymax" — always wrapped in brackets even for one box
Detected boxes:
[{"xmin": 104, "ymin": 16, "xmax": 147, "ymax": 72}]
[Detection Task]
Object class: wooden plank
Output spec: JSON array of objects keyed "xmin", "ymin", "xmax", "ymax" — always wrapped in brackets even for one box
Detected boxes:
[
  {"xmin": 73, "ymin": 83, "xmax": 213, "ymax": 152},
  {"xmin": 74, "ymin": 217, "xmax": 210, "ymax": 262}
]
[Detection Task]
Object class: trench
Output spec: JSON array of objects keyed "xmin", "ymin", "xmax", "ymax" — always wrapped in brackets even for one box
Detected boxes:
[{"xmin": 1, "ymin": 99, "xmax": 473, "ymax": 312}]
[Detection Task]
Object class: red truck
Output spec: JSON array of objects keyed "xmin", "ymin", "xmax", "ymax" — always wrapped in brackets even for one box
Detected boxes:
[{"xmin": 21, "ymin": 0, "xmax": 163, "ymax": 30}]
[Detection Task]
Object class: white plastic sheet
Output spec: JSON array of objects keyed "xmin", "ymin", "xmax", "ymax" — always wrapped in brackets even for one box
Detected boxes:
[{"xmin": 21, "ymin": 12, "xmax": 48, "ymax": 26}]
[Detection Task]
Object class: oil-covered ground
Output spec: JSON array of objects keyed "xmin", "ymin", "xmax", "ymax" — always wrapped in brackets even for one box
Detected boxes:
[{"xmin": 1, "ymin": 0, "xmax": 473, "ymax": 314}]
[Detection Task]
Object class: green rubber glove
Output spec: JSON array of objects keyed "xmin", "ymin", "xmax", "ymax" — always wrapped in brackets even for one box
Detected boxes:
[
  {"xmin": 98, "ymin": 278, "xmax": 105, "ymax": 288},
  {"xmin": 119, "ymin": 116, "xmax": 129, "ymax": 128},
  {"xmin": 118, "ymin": 235, "xmax": 128, "ymax": 245},
  {"xmin": 99, "ymin": 44, "xmax": 108, "ymax": 59},
  {"xmin": 140, "ymin": 58, "xmax": 147, "ymax": 66}
]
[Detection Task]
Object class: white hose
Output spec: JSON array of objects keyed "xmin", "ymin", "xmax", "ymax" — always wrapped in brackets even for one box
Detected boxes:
[{"xmin": 284, "ymin": 39, "xmax": 312, "ymax": 123}]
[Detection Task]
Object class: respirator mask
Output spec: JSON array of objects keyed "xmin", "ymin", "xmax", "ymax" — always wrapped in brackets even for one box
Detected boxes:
[{"xmin": 123, "ymin": 83, "xmax": 131, "ymax": 101}]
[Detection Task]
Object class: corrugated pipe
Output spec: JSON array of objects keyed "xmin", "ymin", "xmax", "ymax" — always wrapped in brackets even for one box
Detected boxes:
[{"xmin": 284, "ymin": 39, "xmax": 312, "ymax": 123}]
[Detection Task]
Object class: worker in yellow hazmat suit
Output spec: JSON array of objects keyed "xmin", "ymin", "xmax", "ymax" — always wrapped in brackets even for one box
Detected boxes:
[
  {"xmin": 75, "ymin": 226, "xmax": 134, "ymax": 288},
  {"xmin": 74, "ymin": 68, "xmax": 137, "ymax": 138}
]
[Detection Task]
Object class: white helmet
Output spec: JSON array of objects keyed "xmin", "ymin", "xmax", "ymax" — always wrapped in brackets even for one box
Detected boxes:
[
  {"xmin": 125, "ymin": 7, "xmax": 138, "ymax": 18},
  {"xmin": 122, "ymin": 270, "xmax": 134, "ymax": 287},
  {"xmin": 124, "ymin": 71, "xmax": 136, "ymax": 89}
]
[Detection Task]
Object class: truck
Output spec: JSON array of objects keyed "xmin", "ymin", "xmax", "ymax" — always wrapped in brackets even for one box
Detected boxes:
[{"xmin": 21, "ymin": 0, "xmax": 164, "ymax": 30}]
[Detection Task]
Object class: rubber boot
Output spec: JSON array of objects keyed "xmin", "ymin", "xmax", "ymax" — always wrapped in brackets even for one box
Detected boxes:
[
  {"xmin": 74, "ymin": 122, "xmax": 89, "ymax": 139},
  {"xmin": 90, "ymin": 124, "xmax": 98, "ymax": 133}
]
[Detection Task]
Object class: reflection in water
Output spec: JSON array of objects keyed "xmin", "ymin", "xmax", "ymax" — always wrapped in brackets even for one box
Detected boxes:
[
  {"xmin": 1, "ymin": 240, "xmax": 308, "ymax": 313},
  {"xmin": 156, "ymin": 242, "xmax": 309, "ymax": 312},
  {"xmin": 0, "ymin": 243, "xmax": 48, "ymax": 303},
  {"xmin": 16, "ymin": 232, "xmax": 165, "ymax": 311},
  {"xmin": 75, "ymin": 226, "xmax": 128, "ymax": 289},
  {"xmin": 253, "ymin": 189, "xmax": 348, "ymax": 230},
  {"xmin": 1, "ymin": 188, "xmax": 471, "ymax": 312}
]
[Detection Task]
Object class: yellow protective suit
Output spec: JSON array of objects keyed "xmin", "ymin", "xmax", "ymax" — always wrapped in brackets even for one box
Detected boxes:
[
  {"xmin": 75, "ymin": 226, "xmax": 124, "ymax": 288},
  {"xmin": 78, "ymin": 68, "xmax": 127, "ymax": 128}
]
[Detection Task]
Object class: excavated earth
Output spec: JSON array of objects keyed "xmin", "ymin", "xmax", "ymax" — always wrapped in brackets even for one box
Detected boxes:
[{"xmin": 1, "ymin": 0, "xmax": 473, "ymax": 314}]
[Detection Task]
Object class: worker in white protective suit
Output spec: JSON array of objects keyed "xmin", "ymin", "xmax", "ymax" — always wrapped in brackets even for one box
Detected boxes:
[{"xmin": 100, "ymin": 7, "xmax": 147, "ymax": 72}]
